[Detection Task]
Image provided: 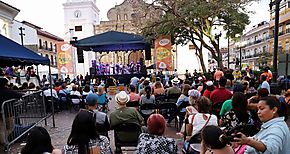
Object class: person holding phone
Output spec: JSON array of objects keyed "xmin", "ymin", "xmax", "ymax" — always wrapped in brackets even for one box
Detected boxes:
[{"xmin": 234, "ymin": 96, "xmax": 290, "ymax": 154}]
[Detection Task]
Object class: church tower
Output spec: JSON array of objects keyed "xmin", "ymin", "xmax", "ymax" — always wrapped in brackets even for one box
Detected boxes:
[{"xmin": 63, "ymin": 0, "xmax": 100, "ymax": 76}]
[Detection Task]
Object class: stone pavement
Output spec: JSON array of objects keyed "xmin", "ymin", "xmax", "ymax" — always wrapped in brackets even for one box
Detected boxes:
[{"xmin": 9, "ymin": 95, "xmax": 183, "ymax": 154}]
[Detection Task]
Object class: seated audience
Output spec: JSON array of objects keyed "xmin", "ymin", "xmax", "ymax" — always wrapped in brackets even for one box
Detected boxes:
[
  {"xmin": 153, "ymin": 81, "xmax": 165, "ymax": 95},
  {"xmin": 176, "ymin": 84, "xmax": 191, "ymax": 113},
  {"xmin": 166, "ymin": 78, "xmax": 181, "ymax": 96},
  {"xmin": 187, "ymin": 96, "xmax": 218, "ymax": 137},
  {"xmin": 86, "ymin": 93, "xmax": 110, "ymax": 136},
  {"xmin": 82, "ymin": 84, "xmax": 93, "ymax": 96},
  {"xmin": 110, "ymin": 91, "xmax": 144, "ymax": 129},
  {"xmin": 70, "ymin": 85, "xmax": 82, "ymax": 97},
  {"xmin": 220, "ymin": 92, "xmax": 254, "ymax": 131},
  {"xmin": 21, "ymin": 126, "xmax": 61, "ymax": 154},
  {"xmin": 136, "ymin": 114, "xmax": 178, "ymax": 153},
  {"xmin": 64, "ymin": 110, "xmax": 111, "ymax": 153},
  {"xmin": 210, "ymin": 77, "xmax": 232, "ymax": 105},
  {"xmin": 202, "ymin": 81, "xmax": 215, "ymax": 98},
  {"xmin": 128, "ymin": 85, "xmax": 140, "ymax": 102}
]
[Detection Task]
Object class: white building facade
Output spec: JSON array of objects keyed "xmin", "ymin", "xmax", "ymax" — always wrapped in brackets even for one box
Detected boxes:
[
  {"xmin": 240, "ymin": 21, "xmax": 270, "ymax": 70},
  {"xmin": 63, "ymin": 0, "xmax": 100, "ymax": 76},
  {"xmin": 0, "ymin": 1, "xmax": 19, "ymax": 38}
]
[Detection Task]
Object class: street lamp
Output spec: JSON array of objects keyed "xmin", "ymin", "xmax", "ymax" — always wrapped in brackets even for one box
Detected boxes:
[
  {"xmin": 235, "ymin": 41, "xmax": 246, "ymax": 70},
  {"xmin": 270, "ymin": 0, "xmax": 282, "ymax": 94}
]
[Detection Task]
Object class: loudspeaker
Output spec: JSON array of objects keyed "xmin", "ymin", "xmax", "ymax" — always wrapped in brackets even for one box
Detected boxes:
[
  {"xmin": 89, "ymin": 67, "xmax": 95, "ymax": 76},
  {"xmin": 145, "ymin": 44, "xmax": 151, "ymax": 60},
  {"xmin": 77, "ymin": 47, "xmax": 84, "ymax": 63}
]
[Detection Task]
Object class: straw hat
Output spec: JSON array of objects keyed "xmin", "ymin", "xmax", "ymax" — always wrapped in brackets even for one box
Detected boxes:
[
  {"xmin": 115, "ymin": 91, "xmax": 130, "ymax": 104},
  {"xmin": 171, "ymin": 77, "xmax": 180, "ymax": 84}
]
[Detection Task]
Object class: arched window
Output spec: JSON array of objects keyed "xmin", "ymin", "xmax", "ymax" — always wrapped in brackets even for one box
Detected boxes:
[
  {"xmin": 117, "ymin": 14, "xmax": 121, "ymax": 21},
  {"xmin": 50, "ymin": 42, "xmax": 53, "ymax": 51},
  {"xmin": 51, "ymin": 55, "xmax": 54, "ymax": 65},
  {"xmin": 39, "ymin": 39, "xmax": 42, "ymax": 49},
  {"xmin": 124, "ymin": 14, "xmax": 128, "ymax": 20}
]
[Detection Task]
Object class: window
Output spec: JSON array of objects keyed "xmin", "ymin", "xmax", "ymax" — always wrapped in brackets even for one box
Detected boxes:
[
  {"xmin": 51, "ymin": 55, "xmax": 54, "ymax": 65},
  {"xmin": 39, "ymin": 39, "xmax": 42, "ymax": 49},
  {"xmin": 45, "ymin": 41, "xmax": 48, "ymax": 50},
  {"xmin": 279, "ymin": 25, "xmax": 283, "ymax": 35},
  {"xmin": 117, "ymin": 14, "xmax": 121, "ymax": 21},
  {"xmin": 124, "ymin": 14, "xmax": 128, "ymax": 20},
  {"xmin": 50, "ymin": 42, "xmax": 53, "ymax": 51},
  {"xmin": 286, "ymin": 42, "xmax": 289, "ymax": 53},
  {"xmin": 286, "ymin": 23, "xmax": 290, "ymax": 33},
  {"xmin": 288, "ymin": 1, "xmax": 290, "ymax": 8},
  {"xmin": 75, "ymin": 26, "xmax": 82, "ymax": 31}
]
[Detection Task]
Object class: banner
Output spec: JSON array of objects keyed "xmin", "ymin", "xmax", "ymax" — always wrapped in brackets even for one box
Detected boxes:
[
  {"xmin": 155, "ymin": 36, "xmax": 173, "ymax": 71},
  {"xmin": 56, "ymin": 42, "xmax": 74, "ymax": 75}
]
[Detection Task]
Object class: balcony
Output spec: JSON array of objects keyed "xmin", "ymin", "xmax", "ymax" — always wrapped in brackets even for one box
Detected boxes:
[{"xmin": 279, "ymin": 31, "xmax": 284, "ymax": 36}]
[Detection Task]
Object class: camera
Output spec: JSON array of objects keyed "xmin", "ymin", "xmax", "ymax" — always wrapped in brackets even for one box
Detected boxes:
[{"xmin": 219, "ymin": 134, "xmax": 241, "ymax": 143}]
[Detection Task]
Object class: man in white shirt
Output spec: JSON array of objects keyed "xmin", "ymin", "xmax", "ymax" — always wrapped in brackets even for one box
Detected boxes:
[
  {"xmin": 261, "ymin": 75, "xmax": 270, "ymax": 93},
  {"xmin": 43, "ymin": 82, "xmax": 58, "ymax": 99}
]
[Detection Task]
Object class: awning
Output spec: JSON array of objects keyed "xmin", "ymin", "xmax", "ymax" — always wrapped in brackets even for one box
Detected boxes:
[
  {"xmin": 73, "ymin": 31, "xmax": 147, "ymax": 52},
  {"xmin": 0, "ymin": 34, "xmax": 50, "ymax": 66}
]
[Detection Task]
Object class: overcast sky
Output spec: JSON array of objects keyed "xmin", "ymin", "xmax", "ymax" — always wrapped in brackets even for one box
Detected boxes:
[{"xmin": 2, "ymin": 0, "xmax": 269, "ymax": 41}]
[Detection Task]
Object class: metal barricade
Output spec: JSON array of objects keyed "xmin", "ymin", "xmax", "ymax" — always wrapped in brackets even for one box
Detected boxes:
[{"xmin": 1, "ymin": 90, "xmax": 49, "ymax": 151}]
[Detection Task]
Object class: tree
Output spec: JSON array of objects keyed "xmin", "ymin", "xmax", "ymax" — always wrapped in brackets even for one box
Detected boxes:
[{"xmin": 140, "ymin": 0, "xmax": 258, "ymax": 72}]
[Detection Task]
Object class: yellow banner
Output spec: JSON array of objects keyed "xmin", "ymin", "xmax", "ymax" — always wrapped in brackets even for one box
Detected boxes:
[
  {"xmin": 56, "ymin": 42, "xmax": 74, "ymax": 75},
  {"xmin": 155, "ymin": 36, "xmax": 173, "ymax": 71}
]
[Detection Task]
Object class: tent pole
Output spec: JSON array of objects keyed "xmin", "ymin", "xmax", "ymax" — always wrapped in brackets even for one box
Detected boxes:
[{"xmin": 48, "ymin": 64, "xmax": 56, "ymax": 127}]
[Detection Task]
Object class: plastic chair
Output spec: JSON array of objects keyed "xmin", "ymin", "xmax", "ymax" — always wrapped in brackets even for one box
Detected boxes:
[
  {"xmin": 139, "ymin": 103, "xmax": 158, "ymax": 125},
  {"xmin": 158, "ymin": 102, "xmax": 178, "ymax": 127},
  {"xmin": 126, "ymin": 101, "xmax": 140, "ymax": 108},
  {"xmin": 113, "ymin": 123, "xmax": 142, "ymax": 154},
  {"xmin": 176, "ymin": 100, "xmax": 189, "ymax": 131},
  {"xmin": 68, "ymin": 95, "xmax": 81, "ymax": 111}
]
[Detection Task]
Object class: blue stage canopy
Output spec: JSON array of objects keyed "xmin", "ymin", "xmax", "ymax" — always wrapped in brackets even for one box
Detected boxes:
[
  {"xmin": 0, "ymin": 34, "xmax": 50, "ymax": 66},
  {"xmin": 73, "ymin": 31, "xmax": 146, "ymax": 52}
]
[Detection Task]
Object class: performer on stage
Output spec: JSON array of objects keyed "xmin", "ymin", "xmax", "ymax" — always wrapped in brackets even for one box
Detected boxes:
[
  {"xmin": 136, "ymin": 61, "xmax": 141, "ymax": 73},
  {"xmin": 109, "ymin": 62, "xmax": 115, "ymax": 75},
  {"xmin": 105, "ymin": 63, "xmax": 110, "ymax": 75},
  {"xmin": 115, "ymin": 63, "xmax": 120, "ymax": 75},
  {"xmin": 129, "ymin": 61, "xmax": 135, "ymax": 74}
]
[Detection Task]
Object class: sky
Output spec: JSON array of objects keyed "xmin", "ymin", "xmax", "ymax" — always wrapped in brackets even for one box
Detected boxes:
[{"xmin": 2, "ymin": 0, "xmax": 270, "ymax": 40}]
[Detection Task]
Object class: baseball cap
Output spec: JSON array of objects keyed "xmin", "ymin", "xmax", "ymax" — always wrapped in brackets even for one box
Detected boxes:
[{"xmin": 86, "ymin": 93, "xmax": 99, "ymax": 106}]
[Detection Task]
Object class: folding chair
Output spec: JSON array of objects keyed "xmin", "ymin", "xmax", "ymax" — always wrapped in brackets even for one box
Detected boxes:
[{"xmin": 113, "ymin": 123, "xmax": 142, "ymax": 154}]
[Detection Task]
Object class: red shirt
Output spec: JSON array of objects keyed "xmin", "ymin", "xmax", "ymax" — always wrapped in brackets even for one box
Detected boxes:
[{"xmin": 210, "ymin": 88, "xmax": 232, "ymax": 105}]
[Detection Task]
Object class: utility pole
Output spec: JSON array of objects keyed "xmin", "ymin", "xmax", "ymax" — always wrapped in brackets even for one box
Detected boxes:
[
  {"xmin": 19, "ymin": 27, "xmax": 25, "ymax": 46},
  {"xmin": 270, "ymin": 0, "xmax": 282, "ymax": 94}
]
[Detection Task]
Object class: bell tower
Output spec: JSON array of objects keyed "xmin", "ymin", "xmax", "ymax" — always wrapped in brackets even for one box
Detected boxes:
[{"xmin": 63, "ymin": 0, "xmax": 100, "ymax": 76}]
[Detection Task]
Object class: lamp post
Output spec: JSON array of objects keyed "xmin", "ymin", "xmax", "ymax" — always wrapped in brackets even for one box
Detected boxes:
[
  {"xmin": 270, "ymin": 0, "xmax": 282, "ymax": 94},
  {"xmin": 215, "ymin": 31, "xmax": 222, "ymax": 67},
  {"xmin": 270, "ymin": 0, "xmax": 281, "ymax": 83},
  {"xmin": 236, "ymin": 41, "xmax": 246, "ymax": 70}
]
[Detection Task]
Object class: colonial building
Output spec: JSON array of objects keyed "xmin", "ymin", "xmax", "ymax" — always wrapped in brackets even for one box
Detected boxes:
[
  {"xmin": 0, "ymin": 1, "xmax": 19, "ymax": 38},
  {"xmin": 94, "ymin": 0, "xmax": 159, "ymax": 66},
  {"xmin": 239, "ymin": 21, "xmax": 270, "ymax": 70},
  {"xmin": 269, "ymin": 0, "xmax": 290, "ymax": 54},
  {"xmin": 11, "ymin": 21, "xmax": 64, "ymax": 68},
  {"xmin": 63, "ymin": 0, "xmax": 99, "ymax": 75}
]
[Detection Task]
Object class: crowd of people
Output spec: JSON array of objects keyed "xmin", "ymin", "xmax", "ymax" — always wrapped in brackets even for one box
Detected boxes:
[{"xmin": 1, "ymin": 65, "xmax": 290, "ymax": 154}]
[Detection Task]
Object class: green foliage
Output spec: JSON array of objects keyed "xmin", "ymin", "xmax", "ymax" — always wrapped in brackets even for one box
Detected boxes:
[{"xmin": 141, "ymin": 0, "xmax": 259, "ymax": 70}]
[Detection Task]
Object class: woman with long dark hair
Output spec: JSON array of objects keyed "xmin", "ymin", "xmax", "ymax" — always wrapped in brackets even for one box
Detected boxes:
[
  {"xmin": 220, "ymin": 92, "xmax": 253, "ymax": 130},
  {"xmin": 21, "ymin": 126, "xmax": 61, "ymax": 154},
  {"xmin": 64, "ymin": 110, "xmax": 111, "ymax": 154}
]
